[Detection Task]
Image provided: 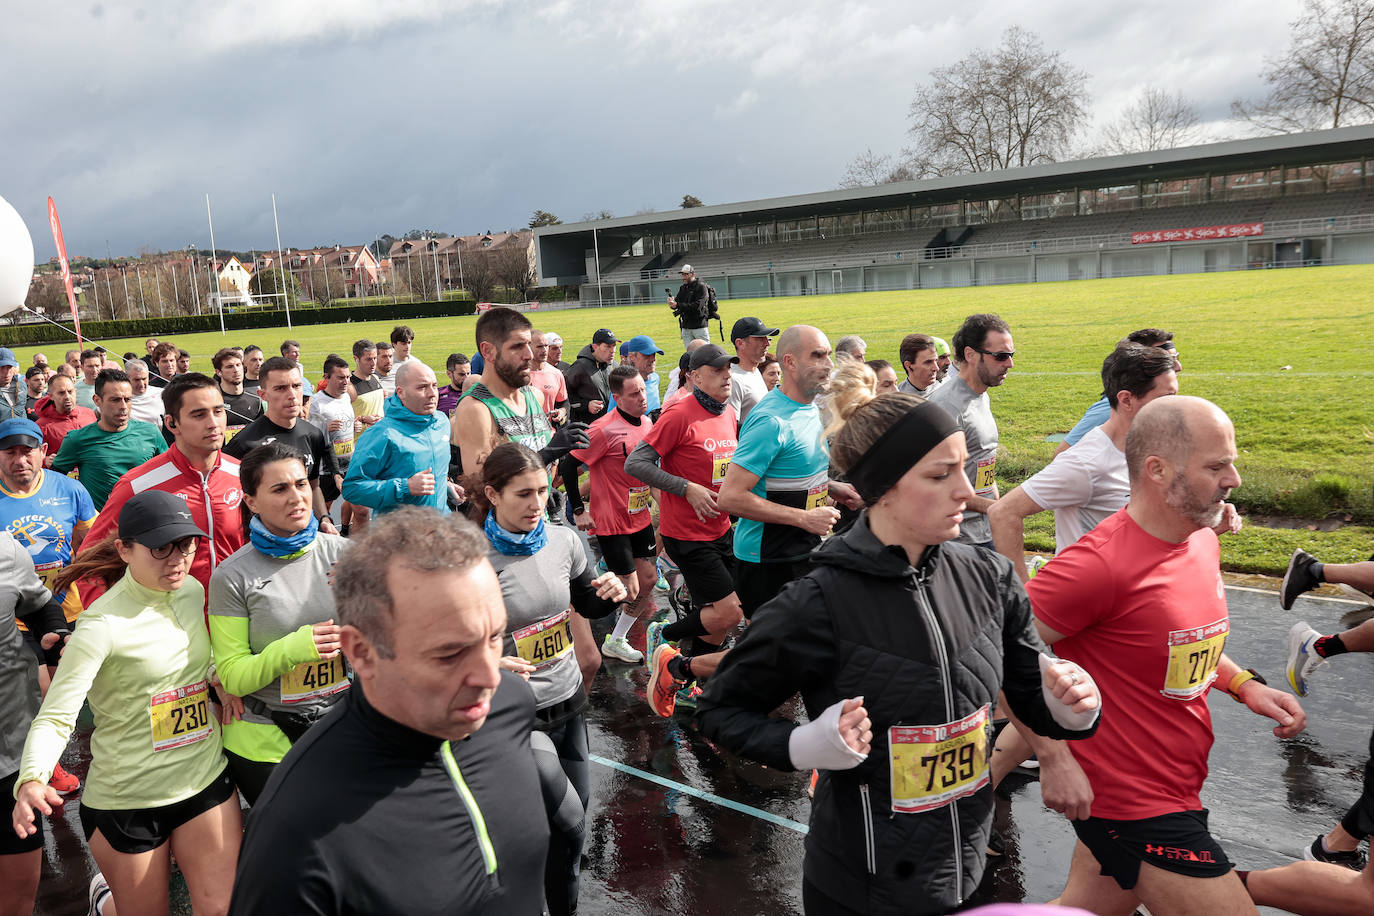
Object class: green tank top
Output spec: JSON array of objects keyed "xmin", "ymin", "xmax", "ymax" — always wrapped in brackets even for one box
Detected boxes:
[{"xmin": 466, "ymin": 383, "xmax": 553, "ymax": 453}]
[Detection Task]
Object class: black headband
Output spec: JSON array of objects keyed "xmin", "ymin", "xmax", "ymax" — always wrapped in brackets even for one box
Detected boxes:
[{"xmin": 846, "ymin": 400, "xmax": 961, "ymax": 503}]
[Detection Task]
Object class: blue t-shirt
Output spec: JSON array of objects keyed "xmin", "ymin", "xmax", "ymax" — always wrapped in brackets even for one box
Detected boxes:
[
  {"xmin": 0, "ymin": 470, "xmax": 97, "ymax": 619},
  {"xmin": 1065, "ymin": 397, "xmax": 1111, "ymax": 446},
  {"xmin": 730, "ymin": 387, "xmax": 829, "ymax": 564}
]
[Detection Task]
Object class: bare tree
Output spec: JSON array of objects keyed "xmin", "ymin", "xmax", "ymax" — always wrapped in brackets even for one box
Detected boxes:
[
  {"xmin": 1232, "ymin": 0, "xmax": 1374, "ymax": 132},
  {"xmin": 905, "ymin": 27, "xmax": 1090, "ymax": 177},
  {"xmin": 304, "ymin": 265, "xmax": 345, "ymax": 309},
  {"xmin": 458, "ymin": 248, "xmax": 499, "ymax": 304},
  {"xmin": 25, "ymin": 275, "xmax": 69, "ymax": 317},
  {"xmin": 492, "ymin": 243, "xmax": 535, "ymax": 301},
  {"xmin": 838, "ymin": 147, "xmax": 917, "ymax": 188},
  {"xmin": 582, "ymin": 209, "xmax": 615, "ymax": 221},
  {"xmin": 1098, "ymin": 88, "xmax": 1205, "ymax": 154}
]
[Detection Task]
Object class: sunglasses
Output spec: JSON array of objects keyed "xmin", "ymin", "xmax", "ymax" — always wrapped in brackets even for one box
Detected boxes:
[
  {"xmin": 975, "ymin": 347, "xmax": 1016, "ymax": 362},
  {"xmin": 149, "ymin": 536, "xmax": 199, "ymax": 560}
]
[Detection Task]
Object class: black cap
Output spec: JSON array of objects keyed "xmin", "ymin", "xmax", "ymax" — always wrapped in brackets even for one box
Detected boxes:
[
  {"xmin": 689, "ymin": 344, "xmax": 740, "ymax": 371},
  {"xmin": 592, "ymin": 328, "xmax": 619, "ymax": 346},
  {"xmin": 730, "ymin": 316, "xmax": 779, "ymax": 341},
  {"xmin": 118, "ymin": 491, "xmax": 209, "ymax": 548}
]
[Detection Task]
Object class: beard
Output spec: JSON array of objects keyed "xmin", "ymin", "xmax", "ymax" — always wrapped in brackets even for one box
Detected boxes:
[
  {"xmin": 976, "ymin": 359, "xmax": 1006, "ymax": 388},
  {"xmin": 495, "ymin": 356, "xmax": 531, "ymax": 389},
  {"xmin": 1165, "ymin": 476, "xmax": 1227, "ymax": 529}
]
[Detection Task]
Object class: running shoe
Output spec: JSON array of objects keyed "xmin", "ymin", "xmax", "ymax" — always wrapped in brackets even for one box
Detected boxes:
[
  {"xmin": 655, "ymin": 568, "xmax": 670, "ymax": 593},
  {"xmin": 595, "ymin": 557, "xmax": 609, "ymax": 577},
  {"xmin": 645, "ymin": 620, "xmax": 674, "ymax": 663},
  {"xmin": 668, "ymin": 583, "xmax": 694, "ymax": 619},
  {"xmin": 986, "ymin": 827, "xmax": 1006, "ymax": 857},
  {"xmin": 1304, "ymin": 835, "xmax": 1366, "ymax": 870},
  {"xmin": 1335, "ymin": 582, "xmax": 1374, "ymax": 605},
  {"xmin": 675, "ymin": 683, "xmax": 703, "ymax": 710},
  {"xmin": 1286, "ymin": 621, "xmax": 1326, "ymax": 697},
  {"xmin": 1281, "ymin": 548, "xmax": 1322, "ymax": 610},
  {"xmin": 648, "ymin": 644, "xmax": 682, "ymax": 717},
  {"xmin": 601, "ymin": 634, "xmax": 644, "ymax": 664},
  {"xmin": 49, "ymin": 762, "xmax": 80, "ymax": 795},
  {"xmin": 87, "ymin": 873, "xmax": 112, "ymax": 916},
  {"xmin": 1027, "ymin": 555, "xmax": 1049, "ymax": 579}
]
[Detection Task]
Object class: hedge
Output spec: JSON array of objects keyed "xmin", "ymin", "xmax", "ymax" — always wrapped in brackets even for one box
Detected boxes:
[{"xmin": 0, "ymin": 300, "xmax": 478, "ymax": 347}]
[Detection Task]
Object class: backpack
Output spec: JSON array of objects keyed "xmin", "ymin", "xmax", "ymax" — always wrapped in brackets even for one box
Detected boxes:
[{"xmin": 704, "ymin": 284, "xmax": 724, "ymax": 340}]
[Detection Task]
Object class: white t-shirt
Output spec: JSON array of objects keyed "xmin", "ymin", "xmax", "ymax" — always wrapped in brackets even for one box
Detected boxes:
[
  {"xmin": 727, "ymin": 364, "xmax": 768, "ymax": 424},
  {"xmin": 1019, "ymin": 424, "xmax": 1129, "ymax": 553},
  {"xmin": 130, "ymin": 390, "xmax": 163, "ymax": 428},
  {"xmin": 378, "ymin": 368, "xmax": 397, "ymax": 399},
  {"xmin": 308, "ymin": 389, "xmax": 358, "ymax": 466}
]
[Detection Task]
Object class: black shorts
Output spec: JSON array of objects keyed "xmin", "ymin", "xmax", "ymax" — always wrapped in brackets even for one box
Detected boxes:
[
  {"xmin": 20, "ymin": 629, "xmax": 44, "ymax": 666},
  {"xmin": 80, "ymin": 768, "xmax": 235, "ymax": 855},
  {"xmin": 662, "ymin": 532, "xmax": 736, "ymax": 607},
  {"xmin": 0, "ymin": 770, "xmax": 44, "ymax": 855},
  {"xmin": 320, "ymin": 471, "xmax": 341, "ymax": 503},
  {"xmin": 597, "ymin": 524, "xmax": 657, "ymax": 576},
  {"xmin": 1072, "ymin": 808, "xmax": 1232, "ymax": 890},
  {"xmin": 735, "ymin": 558, "xmax": 812, "ymax": 619}
]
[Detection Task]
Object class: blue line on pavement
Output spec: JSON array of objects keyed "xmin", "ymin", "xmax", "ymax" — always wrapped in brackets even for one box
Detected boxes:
[{"xmin": 589, "ymin": 753, "xmax": 810, "ymax": 835}]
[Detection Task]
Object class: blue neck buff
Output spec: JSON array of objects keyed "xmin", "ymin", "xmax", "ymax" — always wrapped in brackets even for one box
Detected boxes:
[
  {"xmin": 485, "ymin": 510, "xmax": 548, "ymax": 556},
  {"xmin": 249, "ymin": 514, "xmax": 318, "ymax": 559}
]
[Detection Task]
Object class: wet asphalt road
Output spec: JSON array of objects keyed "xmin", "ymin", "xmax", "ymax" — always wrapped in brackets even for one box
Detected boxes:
[{"xmin": 31, "ymin": 584, "xmax": 1372, "ymax": 915}]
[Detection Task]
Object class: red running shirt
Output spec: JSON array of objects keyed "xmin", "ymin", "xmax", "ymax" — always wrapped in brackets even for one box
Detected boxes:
[
  {"xmin": 571, "ymin": 410, "xmax": 654, "ymax": 537},
  {"xmin": 640, "ymin": 396, "xmax": 737, "ymax": 542},
  {"xmin": 1026, "ymin": 508, "xmax": 1228, "ymax": 820}
]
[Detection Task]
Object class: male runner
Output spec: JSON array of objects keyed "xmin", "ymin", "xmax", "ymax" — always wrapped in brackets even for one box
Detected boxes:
[
  {"xmin": 547, "ymin": 333, "xmax": 569, "ymax": 371},
  {"xmin": 33, "ymin": 373, "xmax": 95, "ymax": 456},
  {"xmin": 348, "ymin": 339, "xmax": 386, "ymax": 436},
  {"xmin": 73, "ymin": 350, "xmax": 103, "ymax": 410},
  {"xmin": 212, "ymin": 346, "xmax": 263, "ymax": 440},
  {"xmin": 928, "ymin": 313, "xmax": 1014, "ymax": 548},
  {"xmin": 0, "ymin": 418, "xmax": 95, "ymax": 623},
  {"xmin": 619, "ymin": 335, "xmax": 662, "ymax": 418},
  {"xmin": 1025, "ymin": 396, "xmax": 1305, "ymax": 916},
  {"xmin": 989, "ymin": 343, "xmax": 1180, "ymax": 581},
  {"xmin": 150, "ymin": 342, "xmax": 179, "ymax": 388},
  {"xmin": 280, "ymin": 339, "xmax": 302, "ymax": 364},
  {"xmin": 177, "ymin": 349, "xmax": 192, "ymax": 374},
  {"xmin": 437, "ymin": 353, "xmax": 471, "ymax": 417},
  {"xmin": 717, "ymin": 325, "xmax": 850, "ymax": 617},
  {"xmin": 223, "ymin": 356, "xmax": 340, "ymax": 534},
  {"xmin": 390, "ymin": 325, "xmax": 414, "ymax": 370},
  {"xmin": 0, "ymin": 348, "xmax": 27, "ymax": 423},
  {"xmin": 50, "ymin": 368, "xmax": 166, "ymax": 510},
  {"xmin": 625, "ymin": 344, "xmax": 741, "ymax": 714},
  {"xmin": 528, "ymin": 331, "xmax": 568, "ymax": 424},
  {"xmin": 726, "ymin": 317, "xmax": 778, "ymax": 424},
  {"xmin": 227, "ymin": 511, "xmax": 549, "ymax": 914},
  {"xmin": 932, "ymin": 336, "xmax": 952, "ymax": 382},
  {"xmin": 308, "ymin": 354, "xmax": 361, "ymax": 521},
  {"xmin": 123, "ymin": 358, "xmax": 163, "ymax": 428},
  {"xmin": 562, "ymin": 366, "xmax": 657, "ymax": 664},
  {"xmin": 376, "ymin": 341, "xmax": 397, "ymax": 399},
  {"xmin": 897, "ymin": 332, "xmax": 943, "ymax": 397},
  {"xmin": 87, "ymin": 373, "xmax": 246, "ymax": 609},
  {"xmin": 242, "ymin": 344, "xmax": 264, "ymax": 391}
]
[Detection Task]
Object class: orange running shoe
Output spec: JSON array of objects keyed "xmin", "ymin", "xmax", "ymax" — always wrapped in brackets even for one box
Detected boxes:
[
  {"xmin": 49, "ymin": 762, "xmax": 80, "ymax": 795},
  {"xmin": 648, "ymin": 644, "xmax": 683, "ymax": 717}
]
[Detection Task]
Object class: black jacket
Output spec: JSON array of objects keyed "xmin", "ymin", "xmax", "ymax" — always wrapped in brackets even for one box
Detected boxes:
[
  {"xmin": 562, "ymin": 345, "xmax": 609, "ymax": 425},
  {"xmin": 672, "ymin": 279, "xmax": 710, "ymax": 329},
  {"xmin": 697, "ymin": 514, "xmax": 1096, "ymax": 916}
]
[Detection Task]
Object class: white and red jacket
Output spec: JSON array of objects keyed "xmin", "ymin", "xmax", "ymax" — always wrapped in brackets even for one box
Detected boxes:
[{"xmin": 82, "ymin": 444, "xmax": 245, "ymax": 610}]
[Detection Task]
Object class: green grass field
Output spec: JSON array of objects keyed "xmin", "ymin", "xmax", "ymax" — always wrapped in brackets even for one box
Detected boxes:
[{"xmin": 18, "ymin": 264, "xmax": 1374, "ymax": 574}]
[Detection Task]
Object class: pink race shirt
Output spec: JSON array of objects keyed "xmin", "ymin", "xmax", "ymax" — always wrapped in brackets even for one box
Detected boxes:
[
  {"xmin": 528, "ymin": 366, "xmax": 567, "ymax": 415},
  {"xmin": 570, "ymin": 410, "xmax": 654, "ymax": 536}
]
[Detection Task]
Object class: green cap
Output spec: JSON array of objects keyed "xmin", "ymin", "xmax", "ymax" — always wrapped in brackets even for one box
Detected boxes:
[{"xmin": 931, "ymin": 337, "xmax": 951, "ymax": 357}]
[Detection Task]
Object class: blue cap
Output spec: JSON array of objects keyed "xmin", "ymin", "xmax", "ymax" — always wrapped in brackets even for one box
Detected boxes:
[
  {"xmin": 624, "ymin": 334, "xmax": 663, "ymax": 356},
  {"xmin": 0, "ymin": 348, "xmax": 18, "ymax": 369},
  {"xmin": 0, "ymin": 417, "xmax": 43, "ymax": 449}
]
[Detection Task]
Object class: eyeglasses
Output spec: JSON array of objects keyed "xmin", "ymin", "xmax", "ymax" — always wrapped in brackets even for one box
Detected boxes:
[
  {"xmin": 974, "ymin": 347, "xmax": 1016, "ymax": 362},
  {"xmin": 149, "ymin": 536, "xmax": 199, "ymax": 560}
]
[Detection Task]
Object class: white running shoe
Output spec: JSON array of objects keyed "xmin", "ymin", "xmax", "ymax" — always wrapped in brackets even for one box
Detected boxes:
[
  {"xmin": 1286, "ymin": 621, "xmax": 1326, "ymax": 697},
  {"xmin": 601, "ymin": 634, "xmax": 644, "ymax": 664},
  {"xmin": 88, "ymin": 873, "xmax": 112, "ymax": 916}
]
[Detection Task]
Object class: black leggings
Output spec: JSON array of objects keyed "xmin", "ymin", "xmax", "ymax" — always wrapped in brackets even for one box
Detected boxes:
[
  {"xmin": 535, "ymin": 713, "xmax": 589, "ymax": 916},
  {"xmin": 1340, "ymin": 723, "xmax": 1374, "ymax": 839},
  {"xmin": 224, "ymin": 750, "xmax": 277, "ymax": 807}
]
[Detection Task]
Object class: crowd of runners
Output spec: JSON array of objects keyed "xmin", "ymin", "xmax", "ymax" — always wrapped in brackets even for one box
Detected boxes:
[{"xmin": 0, "ymin": 263, "xmax": 1370, "ymax": 916}]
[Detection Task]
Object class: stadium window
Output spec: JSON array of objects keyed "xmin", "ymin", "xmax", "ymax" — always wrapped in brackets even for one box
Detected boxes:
[{"xmin": 1093, "ymin": 185, "xmax": 1139, "ymax": 213}]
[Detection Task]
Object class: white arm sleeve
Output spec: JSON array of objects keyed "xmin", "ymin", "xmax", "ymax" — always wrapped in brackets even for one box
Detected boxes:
[
  {"xmin": 787, "ymin": 697, "xmax": 868, "ymax": 771},
  {"xmin": 1039, "ymin": 652, "xmax": 1101, "ymax": 731}
]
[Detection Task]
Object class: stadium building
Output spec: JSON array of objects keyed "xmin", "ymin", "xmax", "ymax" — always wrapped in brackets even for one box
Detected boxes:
[{"xmin": 534, "ymin": 125, "xmax": 1374, "ymax": 305}]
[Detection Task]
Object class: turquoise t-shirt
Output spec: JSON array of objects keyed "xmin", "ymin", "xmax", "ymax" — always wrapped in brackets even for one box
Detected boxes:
[
  {"xmin": 0, "ymin": 469, "xmax": 97, "ymax": 619},
  {"xmin": 730, "ymin": 387, "xmax": 830, "ymax": 564},
  {"xmin": 50, "ymin": 420, "xmax": 168, "ymax": 509}
]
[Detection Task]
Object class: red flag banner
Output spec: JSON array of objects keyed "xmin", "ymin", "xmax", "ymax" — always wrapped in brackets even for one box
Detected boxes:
[
  {"xmin": 47, "ymin": 197, "xmax": 84, "ymax": 345},
  {"xmin": 1130, "ymin": 223, "xmax": 1264, "ymax": 245}
]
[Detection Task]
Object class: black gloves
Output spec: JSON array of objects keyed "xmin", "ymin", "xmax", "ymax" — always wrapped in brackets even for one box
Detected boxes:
[{"xmin": 538, "ymin": 422, "xmax": 591, "ymax": 466}]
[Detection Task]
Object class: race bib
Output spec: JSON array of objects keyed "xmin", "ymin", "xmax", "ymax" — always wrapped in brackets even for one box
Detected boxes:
[
  {"xmin": 1162, "ymin": 618, "xmax": 1229, "ymax": 700},
  {"xmin": 149, "ymin": 680, "xmax": 214, "ymax": 752},
  {"xmin": 805, "ymin": 484, "xmax": 829, "ymax": 510},
  {"xmin": 627, "ymin": 486, "xmax": 651, "ymax": 514},
  {"xmin": 224, "ymin": 425, "xmax": 244, "ymax": 442},
  {"xmin": 711, "ymin": 453, "xmax": 732, "ymax": 486},
  {"xmin": 513, "ymin": 610, "xmax": 574, "ymax": 670},
  {"xmin": 332, "ymin": 437, "xmax": 354, "ymax": 457},
  {"xmin": 974, "ymin": 458, "xmax": 996, "ymax": 492},
  {"xmin": 889, "ymin": 706, "xmax": 990, "ymax": 814},
  {"xmin": 281, "ymin": 656, "xmax": 350, "ymax": 705}
]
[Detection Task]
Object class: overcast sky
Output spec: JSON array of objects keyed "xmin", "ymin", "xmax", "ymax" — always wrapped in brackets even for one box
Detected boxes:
[{"xmin": 4, "ymin": 0, "xmax": 1301, "ymax": 259}]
